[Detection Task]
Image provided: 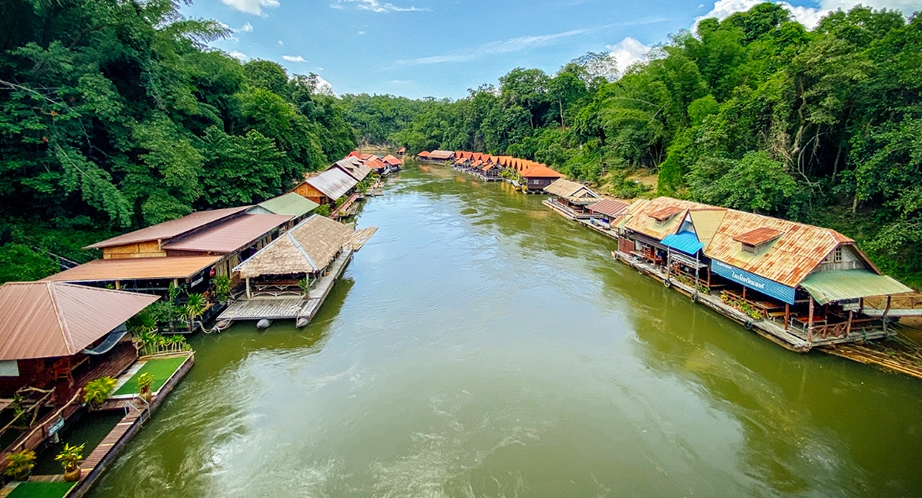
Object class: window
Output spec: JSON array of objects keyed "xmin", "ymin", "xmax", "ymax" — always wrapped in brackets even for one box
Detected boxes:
[
  {"xmin": 834, "ymin": 247, "xmax": 843, "ymax": 263},
  {"xmin": 742, "ymin": 243, "xmax": 757, "ymax": 254}
]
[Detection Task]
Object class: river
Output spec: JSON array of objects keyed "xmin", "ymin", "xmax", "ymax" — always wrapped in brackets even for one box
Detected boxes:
[{"xmin": 89, "ymin": 164, "xmax": 922, "ymax": 497}]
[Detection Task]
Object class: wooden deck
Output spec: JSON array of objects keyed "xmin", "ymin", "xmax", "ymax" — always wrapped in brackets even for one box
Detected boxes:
[{"xmin": 348, "ymin": 227, "xmax": 378, "ymax": 251}]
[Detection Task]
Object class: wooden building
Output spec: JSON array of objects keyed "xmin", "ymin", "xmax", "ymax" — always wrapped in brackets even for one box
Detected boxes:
[
  {"xmin": 521, "ymin": 165, "xmax": 564, "ymax": 192},
  {"xmin": 542, "ymin": 179, "xmax": 601, "ymax": 218},
  {"xmin": 294, "ymin": 168, "xmax": 358, "ymax": 205},
  {"xmin": 329, "ymin": 156, "xmax": 372, "ymax": 182}
]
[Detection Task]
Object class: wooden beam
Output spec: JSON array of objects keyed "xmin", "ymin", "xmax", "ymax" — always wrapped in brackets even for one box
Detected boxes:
[
  {"xmin": 245, "ymin": 278, "xmax": 251, "ymax": 299},
  {"xmin": 883, "ymin": 294, "xmax": 892, "ymax": 334},
  {"xmin": 785, "ymin": 303, "xmax": 790, "ymax": 332},
  {"xmin": 846, "ymin": 310, "xmax": 853, "ymax": 336},
  {"xmin": 808, "ymin": 296, "xmax": 815, "ymax": 344}
]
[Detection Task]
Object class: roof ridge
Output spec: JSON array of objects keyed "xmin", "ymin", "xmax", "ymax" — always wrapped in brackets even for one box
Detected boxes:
[{"xmin": 47, "ymin": 282, "xmax": 75, "ymax": 355}]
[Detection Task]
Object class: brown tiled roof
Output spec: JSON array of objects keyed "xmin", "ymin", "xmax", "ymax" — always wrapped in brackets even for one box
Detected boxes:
[
  {"xmin": 42, "ymin": 256, "xmax": 221, "ymax": 283},
  {"xmin": 521, "ymin": 165, "xmax": 563, "ymax": 178},
  {"xmin": 588, "ymin": 198, "xmax": 630, "ymax": 218},
  {"xmin": 0, "ymin": 282, "xmax": 158, "ymax": 360},
  {"xmin": 85, "ymin": 207, "xmax": 249, "ymax": 249},
  {"xmin": 162, "ymin": 214, "xmax": 291, "ymax": 253},
  {"xmin": 235, "ymin": 215, "xmax": 355, "ymax": 278}
]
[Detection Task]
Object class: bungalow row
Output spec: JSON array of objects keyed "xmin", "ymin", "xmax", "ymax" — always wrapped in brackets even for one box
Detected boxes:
[
  {"xmin": 418, "ymin": 150, "xmax": 565, "ymax": 192},
  {"xmin": 610, "ymin": 197, "xmax": 912, "ymax": 350}
]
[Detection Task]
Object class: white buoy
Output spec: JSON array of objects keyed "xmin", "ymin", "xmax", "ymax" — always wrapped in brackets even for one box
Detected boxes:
[
  {"xmin": 296, "ymin": 316, "xmax": 309, "ymax": 328},
  {"xmin": 256, "ymin": 319, "xmax": 272, "ymax": 330}
]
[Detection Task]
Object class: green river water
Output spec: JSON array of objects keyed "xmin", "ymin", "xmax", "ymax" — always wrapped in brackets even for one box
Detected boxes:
[{"xmin": 89, "ymin": 165, "xmax": 922, "ymax": 497}]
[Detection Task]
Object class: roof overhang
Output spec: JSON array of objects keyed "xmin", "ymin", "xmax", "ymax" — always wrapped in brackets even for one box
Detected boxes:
[{"xmin": 800, "ymin": 269, "xmax": 914, "ymax": 305}]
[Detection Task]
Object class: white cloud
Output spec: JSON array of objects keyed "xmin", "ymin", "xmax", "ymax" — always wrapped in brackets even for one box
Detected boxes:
[
  {"xmin": 358, "ymin": 30, "xmax": 366, "ymax": 34},
  {"xmin": 282, "ymin": 55, "xmax": 307, "ymax": 63},
  {"xmin": 240, "ymin": 22, "xmax": 253, "ymax": 32},
  {"xmin": 698, "ymin": 0, "xmax": 922, "ymax": 29},
  {"xmin": 606, "ymin": 37, "xmax": 652, "ymax": 75},
  {"xmin": 221, "ymin": 0, "xmax": 280, "ymax": 16},
  {"xmin": 278, "ymin": 40, "xmax": 284, "ymax": 45},
  {"xmin": 314, "ymin": 75, "xmax": 336, "ymax": 96},
  {"xmin": 334, "ymin": 0, "xmax": 428, "ymax": 12},
  {"xmin": 228, "ymin": 50, "xmax": 249, "ymax": 61}
]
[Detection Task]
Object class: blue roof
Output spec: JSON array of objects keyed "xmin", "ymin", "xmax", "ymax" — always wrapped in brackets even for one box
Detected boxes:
[{"xmin": 662, "ymin": 231, "xmax": 703, "ymax": 255}]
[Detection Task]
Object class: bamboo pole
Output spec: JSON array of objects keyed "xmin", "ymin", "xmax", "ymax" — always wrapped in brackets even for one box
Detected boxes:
[
  {"xmin": 785, "ymin": 303, "xmax": 790, "ymax": 332},
  {"xmin": 808, "ymin": 296, "xmax": 815, "ymax": 344},
  {"xmin": 846, "ymin": 310, "xmax": 854, "ymax": 337}
]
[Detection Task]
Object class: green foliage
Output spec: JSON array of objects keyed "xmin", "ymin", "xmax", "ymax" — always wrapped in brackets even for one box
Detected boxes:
[
  {"xmin": 83, "ymin": 377, "xmax": 117, "ymax": 406},
  {"xmin": 213, "ymin": 275, "xmax": 231, "ymax": 302},
  {"xmin": 0, "ymin": 244, "xmax": 57, "ymax": 283},
  {"xmin": 314, "ymin": 204, "xmax": 331, "ymax": 217},
  {"xmin": 54, "ymin": 443, "xmax": 85, "ymax": 472},
  {"xmin": 4, "ymin": 450, "xmax": 36, "ymax": 480},
  {"xmin": 137, "ymin": 372, "xmax": 155, "ymax": 393}
]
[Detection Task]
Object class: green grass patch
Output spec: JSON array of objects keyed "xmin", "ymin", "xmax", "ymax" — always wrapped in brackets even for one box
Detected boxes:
[
  {"xmin": 112, "ymin": 356, "xmax": 186, "ymax": 396},
  {"xmin": 7, "ymin": 481, "xmax": 74, "ymax": 498}
]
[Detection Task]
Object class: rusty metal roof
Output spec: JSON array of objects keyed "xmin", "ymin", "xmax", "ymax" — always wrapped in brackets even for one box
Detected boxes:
[
  {"xmin": 86, "ymin": 206, "xmax": 249, "ymax": 249},
  {"xmin": 41, "ymin": 256, "xmax": 221, "ymax": 283},
  {"xmin": 734, "ymin": 227, "xmax": 783, "ymax": 246},
  {"xmin": 0, "ymin": 282, "xmax": 158, "ymax": 360},
  {"xmin": 703, "ymin": 209, "xmax": 855, "ymax": 287},
  {"xmin": 305, "ymin": 168, "xmax": 358, "ymax": 199},
  {"xmin": 623, "ymin": 197, "xmax": 714, "ymax": 241},
  {"xmin": 161, "ymin": 214, "xmax": 290, "ymax": 254},
  {"xmin": 588, "ymin": 199, "xmax": 630, "ymax": 218}
]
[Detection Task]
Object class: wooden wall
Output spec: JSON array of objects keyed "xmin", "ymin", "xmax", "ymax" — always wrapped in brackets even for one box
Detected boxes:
[{"xmin": 102, "ymin": 241, "xmax": 166, "ymax": 259}]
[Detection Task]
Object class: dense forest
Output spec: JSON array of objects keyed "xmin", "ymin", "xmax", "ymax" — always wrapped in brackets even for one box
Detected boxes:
[
  {"xmin": 0, "ymin": 0, "xmax": 357, "ymax": 282},
  {"xmin": 342, "ymin": 4, "xmax": 922, "ymax": 287}
]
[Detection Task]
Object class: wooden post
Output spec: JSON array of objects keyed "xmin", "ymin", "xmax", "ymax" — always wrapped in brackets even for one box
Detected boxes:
[
  {"xmin": 114, "ymin": 280, "xmax": 120, "ymax": 290},
  {"xmin": 785, "ymin": 303, "xmax": 790, "ymax": 332},
  {"xmin": 743, "ymin": 287, "xmax": 747, "ymax": 300},
  {"xmin": 694, "ymin": 252, "xmax": 700, "ymax": 297},
  {"xmin": 807, "ymin": 296, "xmax": 815, "ymax": 344},
  {"xmin": 882, "ymin": 294, "xmax": 892, "ymax": 334},
  {"xmin": 846, "ymin": 310, "xmax": 853, "ymax": 337},
  {"xmin": 665, "ymin": 248, "xmax": 671, "ymax": 279},
  {"xmin": 245, "ymin": 278, "xmax": 251, "ymax": 299}
]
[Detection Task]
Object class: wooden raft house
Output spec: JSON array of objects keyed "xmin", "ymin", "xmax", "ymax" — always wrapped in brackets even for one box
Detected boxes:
[
  {"xmin": 612, "ymin": 197, "xmax": 913, "ymax": 351},
  {"xmin": 542, "ymin": 179, "xmax": 601, "ymax": 219},
  {"xmin": 218, "ymin": 215, "xmax": 376, "ymax": 327}
]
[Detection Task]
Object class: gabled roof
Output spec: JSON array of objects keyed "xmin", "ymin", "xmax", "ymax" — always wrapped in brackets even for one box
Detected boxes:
[
  {"xmin": 366, "ymin": 158, "xmax": 388, "ymax": 170},
  {"xmin": 587, "ymin": 199, "xmax": 630, "ymax": 218},
  {"xmin": 417, "ymin": 151, "xmax": 431, "ymax": 157},
  {"xmin": 382, "ymin": 155, "xmax": 403, "ymax": 166},
  {"xmin": 522, "ymin": 165, "xmax": 564, "ymax": 178},
  {"xmin": 687, "ymin": 209, "xmax": 727, "ymax": 248},
  {"xmin": 703, "ymin": 209, "xmax": 858, "ymax": 287},
  {"xmin": 0, "ymin": 282, "xmax": 158, "ymax": 360},
  {"xmin": 429, "ymin": 150, "xmax": 455, "ymax": 160},
  {"xmin": 252, "ymin": 193, "xmax": 319, "ymax": 218},
  {"xmin": 86, "ymin": 206, "xmax": 249, "ymax": 249},
  {"xmin": 305, "ymin": 168, "xmax": 358, "ymax": 199},
  {"xmin": 331, "ymin": 157, "xmax": 371, "ymax": 182},
  {"xmin": 544, "ymin": 179, "xmax": 599, "ymax": 199},
  {"xmin": 623, "ymin": 197, "xmax": 713, "ymax": 241},
  {"xmin": 162, "ymin": 214, "xmax": 291, "ymax": 253},
  {"xmin": 235, "ymin": 215, "xmax": 355, "ymax": 278},
  {"xmin": 42, "ymin": 256, "xmax": 221, "ymax": 283}
]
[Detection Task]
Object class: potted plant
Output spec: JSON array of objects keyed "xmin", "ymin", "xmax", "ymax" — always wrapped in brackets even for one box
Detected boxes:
[
  {"xmin": 3, "ymin": 449, "xmax": 36, "ymax": 481},
  {"xmin": 55, "ymin": 443, "xmax": 84, "ymax": 482},
  {"xmin": 137, "ymin": 372, "xmax": 154, "ymax": 403},
  {"xmin": 83, "ymin": 376, "xmax": 117, "ymax": 407}
]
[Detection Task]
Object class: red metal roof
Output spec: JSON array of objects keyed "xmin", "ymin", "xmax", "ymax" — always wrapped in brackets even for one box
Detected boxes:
[
  {"xmin": 382, "ymin": 155, "xmax": 403, "ymax": 166},
  {"xmin": 162, "ymin": 214, "xmax": 291, "ymax": 254},
  {"xmin": 0, "ymin": 282, "xmax": 158, "ymax": 360},
  {"xmin": 521, "ymin": 165, "xmax": 563, "ymax": 178},
  {"xmin": 417, "ymin": 151, "xmax": 431, "ymax": 157},
  {"xmin": 86, "ymin": 206, "xmax": 249, "ymax": 249},
  {"xmin": 366, "ymin": 158, "xmax": 387, "ymax": 170}
]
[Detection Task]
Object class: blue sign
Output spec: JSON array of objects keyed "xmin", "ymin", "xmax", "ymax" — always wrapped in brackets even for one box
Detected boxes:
[{"xmin": 711, "ymin": 260, "xmax": 796, "ymax": 304}]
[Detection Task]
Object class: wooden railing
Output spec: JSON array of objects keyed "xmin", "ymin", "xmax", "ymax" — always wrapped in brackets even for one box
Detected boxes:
[
  {"xmin": 813, "ymin": 318, "xmax": 880, "ymax": 339},
  {"xmin": 864, "ymin": 294, "xmax": 922, "ymax": 310}
]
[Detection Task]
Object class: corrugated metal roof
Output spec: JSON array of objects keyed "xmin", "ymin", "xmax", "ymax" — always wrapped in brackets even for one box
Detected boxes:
[
  {"xmin": 331, "ymin": 157, "xmax": 371, "ymax": 181},
  {"xmin": 429, "ymin": 150, "xmax": 455, "ymax": 160},
  {"xmin": 254, "ymin": 193, "xmax": 319, "ymax": 218},
  {"xmin": 305, "ymin": 168, "xmax": 358, "ymax": 199},
  {"xmin": 623, "ymin": 197, "xmax": 711, "ymax": 241},
  {"xmin": 41, "ymin": 256, "xmax": 221, "ymax": 282},
  {"xmin": 662, "ymin": 232, "xmax": 704, "ymax": 255},
  {"xmin": 366, "ymin": 158, "xmax": 387, "ymax": 170},
  {"xmin": 587, "ymin": 199, "xmax": 630, "ymax": 218},
  {"xmin": 0, "ymin": 282, "xmax": 158, "ymax": 360},
  {"xmin": 86, "ymin": 206, "xmax": 249, "ymax": 249},
  {"xmin": 544, "ymin": 179, "xmax": 599, "ymax": 199},
  {"xmin": 734, "ymin": 227, "xmax": 783, "ymax": 246},
  {"xmin": 704, "ymin": 209, "xmax": 853, "ymax": 288},
  {"xmin": 235, "ymin": 215, "xmax": 355, "ymax": 278},
  {"xmin": 162, "ymin": 214, "xmax": 291, "ymax": 253},
  {"xmin": 800, "ymin": 269, "xmax": 913, "ymax": 304},
  {"xmin": 382, "ymin": 155, "xmax": 403, "ymax": 166},
  {"xmin": 522, "ymin": 165, "xmax": 563, "ymax": 178}
]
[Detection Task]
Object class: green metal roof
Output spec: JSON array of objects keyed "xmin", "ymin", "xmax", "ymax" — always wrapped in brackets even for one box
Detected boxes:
[
  {"xmin": 800, "ymin": 269, "xmax": 913, "ymax": 305},
  {"xmin": 255, "ymin": 193, "xmax": 319, "ymax": 218}
]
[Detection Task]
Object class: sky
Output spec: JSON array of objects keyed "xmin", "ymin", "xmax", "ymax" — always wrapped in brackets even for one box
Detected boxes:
[{"xmin": 180, "ymin": 0, "xmax": 922, "ymax": 99}]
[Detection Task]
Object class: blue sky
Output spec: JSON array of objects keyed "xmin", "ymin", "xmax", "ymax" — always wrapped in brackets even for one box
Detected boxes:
[{"xmin": 181, "ymin": 0, "xmax": 922, "ymax": 99}]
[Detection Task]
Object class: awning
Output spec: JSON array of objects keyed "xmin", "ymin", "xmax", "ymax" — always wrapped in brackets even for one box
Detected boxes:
[
  {"xmin": 800, "ymin": 269, "xmax": 913, "ymax": 305},
  {"xmin": 83, "ymin": 324, "xmax": 128, "ymax": 355},
  {"xmin": 662, "ymin": 232, "xmax": 703, "ymax": 255}
]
